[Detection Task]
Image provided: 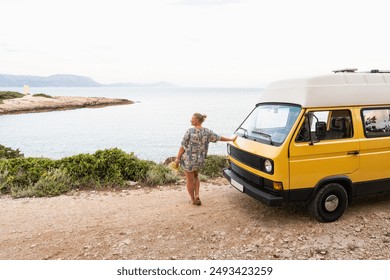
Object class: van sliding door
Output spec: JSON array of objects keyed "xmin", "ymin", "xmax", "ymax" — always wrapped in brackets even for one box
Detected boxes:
[{"xmin": 289, "ymin": 109, "xmax": 359, "ymax": 191}]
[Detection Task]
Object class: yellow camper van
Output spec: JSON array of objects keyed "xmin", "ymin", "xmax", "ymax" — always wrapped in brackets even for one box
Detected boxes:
[{"xmin": 224, "ymin": 69, "xmax": 390, "ymax": 222}]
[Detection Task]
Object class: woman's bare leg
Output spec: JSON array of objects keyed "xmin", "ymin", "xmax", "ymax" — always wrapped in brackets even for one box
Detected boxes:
[
  {"xmin": 185, "ymin": 171, "xmax": 196, "ymax": 204},
  {"xmin": 194, "ymin": 170, "xmax": 200, "ymax": 203}
]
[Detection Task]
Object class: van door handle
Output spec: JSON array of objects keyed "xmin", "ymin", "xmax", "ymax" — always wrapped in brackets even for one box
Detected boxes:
[{"xmin": 347, "ymin": 150, "xmax": 360, "ymax": 155}]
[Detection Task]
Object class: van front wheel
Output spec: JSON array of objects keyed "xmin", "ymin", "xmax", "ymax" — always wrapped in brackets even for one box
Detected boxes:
[{"xmin": 309, "ymin": 183, "xmax": 348, "ymax": 222}]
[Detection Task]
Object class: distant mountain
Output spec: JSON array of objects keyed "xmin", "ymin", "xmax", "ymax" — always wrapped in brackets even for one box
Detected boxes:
[
  {"xmin": 105, "ymin": 81, "xmax": 176, "ymax": 88},
  {"xmin": 0, "ymin": 73, "xmax": 176, "ymax": 88},
  {"xmin": 0, "ymin": 74, "xmax": 102, "ymax": 87}
]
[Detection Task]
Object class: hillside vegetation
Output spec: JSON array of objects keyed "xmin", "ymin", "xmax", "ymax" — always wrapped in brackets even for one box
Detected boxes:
[{"xmin": 0, "ymin": 145, "xmax": 227, "ymax": 198}]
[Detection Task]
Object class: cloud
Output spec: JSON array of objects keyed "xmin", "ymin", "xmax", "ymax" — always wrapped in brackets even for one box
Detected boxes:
[
  {"xmin": 178, "ymin": 0, "xmax": 242, "ymax": 6},
  {"xmin": 0, "ymin": 42, "xmax": 19, "ymax": 53},
  {"xmin": 2, "ymin": 0, "xmax": 390, "ymax": 87}
]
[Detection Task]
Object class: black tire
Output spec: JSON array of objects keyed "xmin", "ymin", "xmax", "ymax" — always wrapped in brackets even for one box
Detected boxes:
[{"xmin": 309, "ymin": 183, "xmax": 348, "ymax": 222}]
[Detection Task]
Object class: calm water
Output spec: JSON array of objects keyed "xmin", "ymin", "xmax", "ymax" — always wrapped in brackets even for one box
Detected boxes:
[{"xmin": 0, "ymin": 87, "xmax": 262, "ymax": 162}]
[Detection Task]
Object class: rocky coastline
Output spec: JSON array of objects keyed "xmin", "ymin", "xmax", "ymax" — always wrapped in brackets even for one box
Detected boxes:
[{"xmin": 0, "ymin": 95, "xmax": 134, "ymax": 115}]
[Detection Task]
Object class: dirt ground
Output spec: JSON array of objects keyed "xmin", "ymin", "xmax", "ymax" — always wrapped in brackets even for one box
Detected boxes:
[{"xmin": 1, "ymin": 177, "xmax": 390, "ymax": 260}]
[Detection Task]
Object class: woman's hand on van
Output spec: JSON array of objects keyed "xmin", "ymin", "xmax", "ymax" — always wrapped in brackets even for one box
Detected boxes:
[{"xmin": 220, "ymin": 135, "xmax": 237, "ymax": 142}]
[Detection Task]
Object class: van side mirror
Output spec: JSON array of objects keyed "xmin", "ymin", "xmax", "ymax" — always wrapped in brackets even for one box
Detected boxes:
[{"xmin": 316, "ymin": 121, "xmax": 327, "ymax": 140}]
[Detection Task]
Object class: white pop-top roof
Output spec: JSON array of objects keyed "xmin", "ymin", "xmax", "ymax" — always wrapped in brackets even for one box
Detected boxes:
[{"xmin": 259, "ymin": 72, "xmax": 390, "ymax": 108}]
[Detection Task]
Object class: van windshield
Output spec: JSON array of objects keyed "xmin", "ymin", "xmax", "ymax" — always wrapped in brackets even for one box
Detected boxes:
[{"xmin": 236, "ymin": 104, "xmax": 301, "ymax": 146}]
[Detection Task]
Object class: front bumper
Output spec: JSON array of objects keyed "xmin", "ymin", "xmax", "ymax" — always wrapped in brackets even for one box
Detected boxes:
[{"xmin": 223, "ymin": 168, "xmax": 283, "ymax": 207}]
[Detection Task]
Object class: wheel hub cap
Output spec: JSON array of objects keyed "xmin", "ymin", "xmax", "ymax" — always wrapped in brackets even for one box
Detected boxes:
[{"xmin": 324, "ymin": 195, "xmax": 339, "ymax": 212}]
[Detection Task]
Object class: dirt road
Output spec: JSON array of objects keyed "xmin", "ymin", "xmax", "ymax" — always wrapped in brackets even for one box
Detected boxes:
[{"xmin": 1, "ymin": 178, "xmax": 390, "ymax": 260}]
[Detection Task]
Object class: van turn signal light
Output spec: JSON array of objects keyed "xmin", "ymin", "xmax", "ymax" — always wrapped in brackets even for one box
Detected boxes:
[{"xmin": 273, "ymin": 182, "xmax": 283, "ymax": 191}]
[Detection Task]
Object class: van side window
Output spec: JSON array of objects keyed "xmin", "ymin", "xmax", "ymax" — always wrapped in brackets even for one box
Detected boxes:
[
  {"xmin": 362, "ymin": 108, "xmax": 390, "ymax": 137},
  {"xmin": 296, "ymin": 110, "xmax": 353, "ymax": 142}
]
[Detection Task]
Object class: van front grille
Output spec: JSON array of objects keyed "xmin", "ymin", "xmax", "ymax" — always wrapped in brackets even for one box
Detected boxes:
[
  {"xmin": 230, "ymin": 162, "xmax": 274, "ymax": 191},
  {"xmin": 229, "ymin": 144, "xmax": 272, "ymax": 174}
]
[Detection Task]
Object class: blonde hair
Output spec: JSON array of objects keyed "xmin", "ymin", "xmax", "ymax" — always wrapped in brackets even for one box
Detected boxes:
[{"xmin": 193, "ymin": 113, "xmax": 207, "ymax": 124}]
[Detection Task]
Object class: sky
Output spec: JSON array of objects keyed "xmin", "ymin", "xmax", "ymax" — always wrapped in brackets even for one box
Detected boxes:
[{"xmin": 1, "ymin": 0, "xmax": 390, "ymax": 87}]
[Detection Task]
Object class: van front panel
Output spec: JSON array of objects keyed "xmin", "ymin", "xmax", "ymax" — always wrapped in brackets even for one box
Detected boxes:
[{"xmin": 229, "ymin": 136, "xmax": 290, "ymax": 187}]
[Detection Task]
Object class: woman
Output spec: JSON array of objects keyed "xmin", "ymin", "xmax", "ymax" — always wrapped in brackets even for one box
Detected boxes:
[{"xmin": 175, "ymin": 113, "xmax": 237, "ymax": 205}]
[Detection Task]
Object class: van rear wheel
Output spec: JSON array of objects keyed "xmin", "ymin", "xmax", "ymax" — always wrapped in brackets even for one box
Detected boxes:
[{"xmin": 309, "ymin": 183, "xmax": 348, "ymax": 222}]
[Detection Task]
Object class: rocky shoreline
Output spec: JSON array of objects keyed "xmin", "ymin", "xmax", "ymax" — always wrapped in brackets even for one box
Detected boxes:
[{"xmin": 0, "ymin": 95, "xmax": 134, "ymax": 115}]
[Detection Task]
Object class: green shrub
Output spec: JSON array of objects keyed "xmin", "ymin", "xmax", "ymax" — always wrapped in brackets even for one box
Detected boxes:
[
  {"xmin": 0, "ymin": 91, "xmax": 24, "ymax": 103},
  {"xmin": 146, "ymin": 164, "xmax": 180, "ymax": 186},
  {"xmin": 31, "ymin": 168, "xmax": 73, "ymax": 197},
  {"xmin": 33, "ymin": 93, "xmax": 52, "ymax": 98},
  {"xmin": 0, "ymin": 157, "xmax": 57, "ymax": 195},
  {"xmin": 0, "ymin": 144, "xmax": 24, "ymax": 159},
  {"xmin": 0, "ymin": 157, "xmax": 56, "ymax": 184},
  {"xmin": 200, "ymin": 155, "xmax": 228, "ymax": 178},
  {"xmin": 0, "ymin": 167, "xmax": 10, "ymax": 194},
  {"xmin": 11, "ymin": 168, "xmax": 73, "ymax": 198},
  {"xmin": 93, "ymin": 148, "xmax": 149, "ymax": 183},
  {"xmin": 57, "ymin": 148, "xmax": 155, "ymax": 187},
  {"xmin": 58, "ymin": 153, "xmax": 100, "ymax": 186}
]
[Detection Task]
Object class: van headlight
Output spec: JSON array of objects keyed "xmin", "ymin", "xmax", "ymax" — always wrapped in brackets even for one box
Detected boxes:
[{"xmin": 264, "ymin": 159, "xmax": 273, "ymax": 173}]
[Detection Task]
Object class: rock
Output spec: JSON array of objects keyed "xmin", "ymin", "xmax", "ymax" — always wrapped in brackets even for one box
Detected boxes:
[
  {"xmin": 0, "ymin": 95, "xmax": 134, "ymax": 115},
  {"xmin": 163, "ymin": 157, "xmax": 176, "ymax": 165}
]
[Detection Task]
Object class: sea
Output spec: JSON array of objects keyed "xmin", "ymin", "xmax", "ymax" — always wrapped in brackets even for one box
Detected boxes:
[{"xmin": 0, "ymin": 87, "xmax": 262, "ymax": 162}]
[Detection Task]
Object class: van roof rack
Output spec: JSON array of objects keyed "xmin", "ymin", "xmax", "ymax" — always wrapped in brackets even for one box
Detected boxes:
[
  {"xmin": 369, "ymin": 69, "xmax": 390, "ymax": 73},
  {"xmin": 333, "ymin": 68, "xmax": 358, "ymax": 73},
  {"xmin": 333, "ymin": 68, "xmax": 390, "ymax": 74}
]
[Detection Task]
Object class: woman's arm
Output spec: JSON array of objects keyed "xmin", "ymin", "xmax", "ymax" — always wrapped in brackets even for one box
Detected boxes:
[
  {"xmin": 220, "ymin": 135, "xmax": 237, "ymax": 142},
  {"xmin": 175, "ymin": 146, "xmax": 185, "ymax": 163}
]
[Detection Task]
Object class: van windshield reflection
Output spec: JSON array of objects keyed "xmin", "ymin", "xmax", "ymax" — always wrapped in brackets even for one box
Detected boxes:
[{"xmin": 236, "ymin": 104, "xmax": 301, "ymax": 146}]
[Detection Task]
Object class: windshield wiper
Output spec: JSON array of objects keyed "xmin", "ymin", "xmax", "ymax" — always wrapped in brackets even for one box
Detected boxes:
[
  {"xmin": 237, "ymin": 127, "xmax": 248, "ymax": 138},
  {"xmin": 252, "ymin": 130, "xmax": 273, "ymax": 145}
]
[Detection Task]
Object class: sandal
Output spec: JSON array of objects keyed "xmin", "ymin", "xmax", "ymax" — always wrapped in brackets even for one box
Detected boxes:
[
  {"xmin": 190, "ymin": 199, "xmax": 196, "ymax": 205},
  {"xmin": 195, "ymin": 197, "xmax": 201, "ymax": 206}
]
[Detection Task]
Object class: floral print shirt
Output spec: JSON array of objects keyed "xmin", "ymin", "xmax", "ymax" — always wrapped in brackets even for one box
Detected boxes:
[{"xmin": 180, "ymin": 127, "xmax": 221, "ymax": 172}]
